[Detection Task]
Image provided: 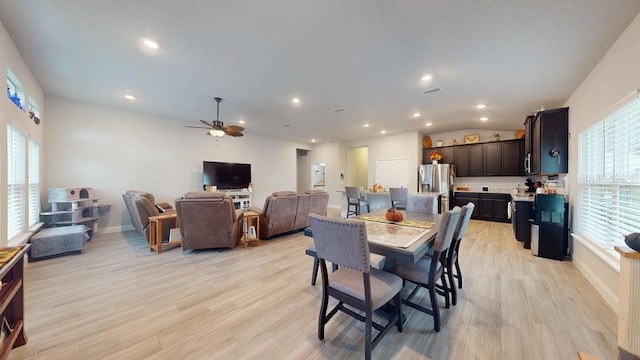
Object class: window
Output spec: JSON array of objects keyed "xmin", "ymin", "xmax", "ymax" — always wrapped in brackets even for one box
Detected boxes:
[
  {"xmin": 28, "ymin": 139, "xmax": 40, "ymax": 226},
  {"xmin": 578, "ymin": 90, "xmax": 640, "ymax": 251},
  {"xmin": 7, "ymin": 124, "xmax": 26, "ymax": 239},
  {"xmin": 6, "ymin": 68, "xmax": 25, "ymax": 111}
]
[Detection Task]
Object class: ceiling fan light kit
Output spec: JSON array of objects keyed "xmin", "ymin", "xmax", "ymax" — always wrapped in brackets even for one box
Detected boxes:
[{"xmin": 183, "ymin": 97, "xmax": 245, "ymax": 137}]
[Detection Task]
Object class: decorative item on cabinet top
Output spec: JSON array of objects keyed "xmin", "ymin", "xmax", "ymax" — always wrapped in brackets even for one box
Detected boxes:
[
  {"xmin": 514, "ymin": 129, "xmax": 525, "ymax": 139},
  {"xmin": 422, "ymin": 135, "xmax": 432, "ymax": 148},
  {"xmin": 464, "ymin": 134, "xmax": 480, "ymax": 144}
]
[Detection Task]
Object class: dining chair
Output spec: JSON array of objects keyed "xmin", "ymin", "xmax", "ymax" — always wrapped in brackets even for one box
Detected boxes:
[
  {"xmin": 306, "ymin": 242, "xmax": 386, "ymax": 286},
  {"xmin": 443, "ymin": 202, "xmax": 474, "ymax": 305},
  {"xmin": 392, "ymin": 206, "xmax": 461, "ymax": 332},
  {"xmin": 389, "ymin": 187, "xmax": 408, "ymax": 210},
  {"xmin": 345, "ymin": 186, "xmax": 369, "ymax": 217},
  {"xmin": 449, "ymin": 202, "xmax": 475, "ymax": 296},
  {"xmin": 309, "ymin": 214, "xmax": 403, "ymax": 360},
  {"xmin": 406, "ymin": 194, "xmax": 439, "ymax": 214}
]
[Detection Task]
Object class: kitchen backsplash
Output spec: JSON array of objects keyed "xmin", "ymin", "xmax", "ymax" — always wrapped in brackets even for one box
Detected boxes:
[{"xmin": 455, "ymin": 174, "xmax": 569, "ymax": 194}]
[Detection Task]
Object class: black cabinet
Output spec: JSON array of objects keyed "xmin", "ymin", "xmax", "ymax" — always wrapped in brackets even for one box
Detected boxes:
[
  {"xmin": 422, "ymin": 146, "xmax": 455, "ymax": 164},
  {"xmin": 524, "ymin": 107, "xmax": 569, "ymax": 175},
  {"xmin": 483, "ymin": 142, "xmax": 502, "ymax": 176},
  {"xmin": 455, "ymin": 144, "xmax": 483, "ymax": 176},
  {"xmin": 513, "ymin": 200, "xmax": 534, "ymax": 249},
  {"xmin": 502, "ymin": 139, "xmax": 524, "ymax": 176},
  {"xmin": 453, "ymin": 192, "xmax": 510, "ymax": 223}
]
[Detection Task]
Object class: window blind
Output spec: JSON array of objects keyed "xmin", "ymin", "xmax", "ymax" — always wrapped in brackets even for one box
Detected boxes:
[
  {"xmin": 7, "ymin": 124, "xmax": 26, "ymax": 239},
  {"xmin": 28, "ymin": 139, "xmax": 40, "ymax": 226},
  {"xmin": 578, "ymin": 90, "xmax": 640, "ymax": 250}
]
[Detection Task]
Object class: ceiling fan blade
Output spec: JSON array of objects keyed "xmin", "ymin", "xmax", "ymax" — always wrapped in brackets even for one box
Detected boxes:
[
  {"xmin": 184, "ymin": 125, "xmax": 211, "ymax": 129},
  {"xmin": 200, "ymin": 119, "xmax": 214, "ymax": 127},
  {"xmin": 225, "ymin": 125, "xmax": 245, "ymax": 132},
  {"xmin": 225, "ymin": 130, "xmax": 244, "ymax": 137}
]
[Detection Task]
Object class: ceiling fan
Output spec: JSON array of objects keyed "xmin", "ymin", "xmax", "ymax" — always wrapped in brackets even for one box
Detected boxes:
[{"xmin": 184, "ymin": 97, "xmax": 244, "ymax": 137}]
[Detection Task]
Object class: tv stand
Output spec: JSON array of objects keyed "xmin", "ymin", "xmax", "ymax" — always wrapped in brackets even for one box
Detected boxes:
[{"xmin": 221, "ymin": 189, "xmax": 252, "ymax": 210}]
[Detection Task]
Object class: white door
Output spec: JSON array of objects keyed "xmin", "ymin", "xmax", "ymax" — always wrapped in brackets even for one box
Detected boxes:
[{"xmin": 375, "ymin": 159, "xmax": 410, "ymax": 188}]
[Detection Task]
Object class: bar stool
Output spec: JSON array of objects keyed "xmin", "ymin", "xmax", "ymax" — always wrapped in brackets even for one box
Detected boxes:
[{"xmin": 345, "ymin": 186, "xmax": 369, "ymax": 217}]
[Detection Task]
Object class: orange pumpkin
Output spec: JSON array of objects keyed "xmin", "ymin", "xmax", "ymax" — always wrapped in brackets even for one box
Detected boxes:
[{"xmin": 385, "ymin": 208, "xmax": 404, "ymax": 222}]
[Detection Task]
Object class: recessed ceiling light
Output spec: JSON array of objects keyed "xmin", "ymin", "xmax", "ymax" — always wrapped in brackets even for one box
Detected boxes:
[
  {"xmin": 143, "ymin": 39, "xmax": 159, "ymax": 49},
  {"xmin": 476, "ymin": 104, "xmax": 486, "ymax": 109},
  {"xmin": 363, "ymin": 123, "xmax": 370, "ymax": 128},
  {"xmin": 480, "ymin": 117, "xmax": 489, "ymax": 121},
  {"xmin": 238, "ymin": 120, "xmax": 245, "ymax": 124},
  {"xmin": 292, "ymin": 98, "xmax": 301, "ymax": 104},
  {"xmin": 380, "ymin": 130, "xmax": 387, "ymax": 134},
  {"xmin": 413, "ymin": 113, "xmax": 421, "ymax": 118},
  {"xmin": 421, "ymin": 74, "xmax": 433, "ymax": 81},
  {"xmin": 426, "ymin": 122, "xmax": 433, "ymax": 127},
  {"xmin": 124, "ymin": 94, "xmax": 136, "ymax": 100},
  {"xmin": 311, "ymin": 139, "xmax": 316, "ymax": 143}
]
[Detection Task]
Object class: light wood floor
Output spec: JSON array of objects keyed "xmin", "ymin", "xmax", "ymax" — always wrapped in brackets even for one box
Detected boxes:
[{"xmin": 10, "ymin": 216, "xmax": 617, "ymax": 359}]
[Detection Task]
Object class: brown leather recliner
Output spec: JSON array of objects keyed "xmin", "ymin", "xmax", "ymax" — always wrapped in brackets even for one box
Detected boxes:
[
  {"xmin": 175, "ymin": 191, "xmax": 243, "ymax": 251},
  {"xmin": 251, "ymin": 190, "xmax": 329, "ymax": 239},
  {"xmin": 122, "ymin": 190, "xmax": 176, "ymax": 241}
]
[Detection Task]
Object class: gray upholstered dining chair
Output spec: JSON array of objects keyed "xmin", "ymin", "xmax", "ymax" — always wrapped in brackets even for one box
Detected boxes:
[
  {"xmin": 392, "ymin": 206, "xmax": 461, "ymax": 332},
  {"xmin": 389, "ymin": 187, "xmax": 408, "ymax": 210},
  {"xmin": 446, "ymin": 202, "xmax": 475, "ymax": 305},
  {"xmin": 406, "ymin": 194, "xmax": 439, "ymax": 214},
  {"xmin": 309, "ymin": 214, "xmax": 403, "ymax": 360},
  {"xmin": 345, "ymin": 186, "xmax": 369, "ymax": 217}
]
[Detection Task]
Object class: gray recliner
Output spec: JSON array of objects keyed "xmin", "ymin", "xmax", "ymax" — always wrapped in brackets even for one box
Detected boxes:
[
  {"xmin": 122, "ymin": 190, "xmax": 176, "ymax": 241},
  {"xmin": 175, "ymin": 191, "xmax": 243, "ymax": 251}
]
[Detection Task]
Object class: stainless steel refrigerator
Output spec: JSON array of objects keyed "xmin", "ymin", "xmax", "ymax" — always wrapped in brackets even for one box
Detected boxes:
[{"xmin": 419, "ymin": 164, "xmax": 455, "ymax": 213}]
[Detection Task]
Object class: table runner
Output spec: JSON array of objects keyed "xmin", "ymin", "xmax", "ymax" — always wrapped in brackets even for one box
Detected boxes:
[{"xmin": 355, "ymin": 214, "xmax": 435, "ymax": 229}]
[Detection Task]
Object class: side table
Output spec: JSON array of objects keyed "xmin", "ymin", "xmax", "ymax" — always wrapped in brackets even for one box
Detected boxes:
[
  {"xmin": 148, "ymin": 213, "xmax": 180, "ymax": 254},
  {"xmin": 242, "ymin": 211, "xmax": 261, "ymax": 247}
]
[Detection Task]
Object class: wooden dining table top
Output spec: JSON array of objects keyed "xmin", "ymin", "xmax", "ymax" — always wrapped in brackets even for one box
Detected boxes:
[{"xmin": 355, "ymin": 210, "xmax": 441, "ymax": 266}]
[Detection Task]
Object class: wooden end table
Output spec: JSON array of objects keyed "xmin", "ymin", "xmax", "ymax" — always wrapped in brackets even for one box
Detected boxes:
[
  {"xmin": 148, "ymin": 213, "xmax": 181, "ymax": 254},
  {"xmin": 242, "ymin": 211, "xmax": 261, "ymax": 247}
]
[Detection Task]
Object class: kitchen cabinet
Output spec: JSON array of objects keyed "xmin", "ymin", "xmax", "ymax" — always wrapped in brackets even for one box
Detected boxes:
[
  {"xmin": 502, "ymin": 139, "xmax": 524, "ymax": 175},
  {"xmin": 454, "ymin": 144, "xmax": 483, "ymax": 176},
  {"xmin": 423, "ymin": 146, "xmax": 455, "ymax": 164},
  {"xmin": 513, "ymin": 200, "xmax": 534, "ymax": 249},
  {"xmin": 454, "ymin": 192, "xmax": 510, "ymax": 223},
  {"xmin": 524, "ymin": 107, "xmax": 569, "ymax": 175},
  {"xmin": 483, "ymin": 142, "xmax": 502, "ymax": 176}
]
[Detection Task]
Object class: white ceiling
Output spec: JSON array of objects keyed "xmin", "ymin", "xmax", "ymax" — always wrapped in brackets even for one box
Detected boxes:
[{"xmin": 1, "ymin": 1, "xmax": 639, "ymax": 143}]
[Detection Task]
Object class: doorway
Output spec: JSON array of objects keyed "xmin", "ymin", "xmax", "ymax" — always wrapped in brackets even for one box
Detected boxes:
[
  {"xmin": 348, "ymin": 146, "xmax": 368, "ymax": 189},
  {"xmin": 311, "ymin": 163, "xmax": 326, "ymax": 190}
]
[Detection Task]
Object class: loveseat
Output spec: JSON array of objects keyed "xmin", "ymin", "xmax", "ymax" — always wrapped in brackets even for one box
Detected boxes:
[
  {"xmin": 122, "ymin": 190, "xmax": 176, "ymax": 241},
  {"xmin": 250, "ymin": 190, "xmax": 329, "ymax": 239},
  {"xmin": 175, "ymin": 191, "xmax": 243, "ymax": 250}
]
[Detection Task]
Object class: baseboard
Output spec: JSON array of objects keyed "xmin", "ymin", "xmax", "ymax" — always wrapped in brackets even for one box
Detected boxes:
[{"xmin": 97, "ymin": 224, "xmax": 134, "ymax": 234}]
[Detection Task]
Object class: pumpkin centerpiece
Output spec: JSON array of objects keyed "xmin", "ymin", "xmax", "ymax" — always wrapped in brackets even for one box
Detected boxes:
[{"xmin": 385, "ymin": 207, "xmax": 404, "ymax": 222}]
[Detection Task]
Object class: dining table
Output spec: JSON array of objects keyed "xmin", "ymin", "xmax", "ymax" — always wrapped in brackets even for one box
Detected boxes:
[{"xmin": 353, "ymin": 210, "xmax": 441, "ymax": 271}]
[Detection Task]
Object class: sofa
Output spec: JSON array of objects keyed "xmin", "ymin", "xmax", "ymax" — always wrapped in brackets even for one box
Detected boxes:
[
  {"xmin": 122, "ymin": 190, "xmax": 176, "ymax": 241},
  {"xmin": 175, "ymin": 191, "xmax": 243, "ymax": 250},
  {"xmin": 250, "ymin": 190, "xmax": 329, "ymax": 239}
]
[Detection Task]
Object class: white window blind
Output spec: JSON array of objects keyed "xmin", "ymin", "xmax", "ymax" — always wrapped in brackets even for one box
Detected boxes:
[
  {"xmin": 7, "ymin": 124, "xmax": 26, "ymax": 239},
  {"xmin": 578, "ymin": 90, "xmax": 640, "ymax": 250},
  {"xmin": 28, "ymin": 139, "xmax": 40, "ymax": 226}
]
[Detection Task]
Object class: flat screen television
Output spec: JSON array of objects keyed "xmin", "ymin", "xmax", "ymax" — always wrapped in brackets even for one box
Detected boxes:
[{"xmin": 203, "ymin": 161, "xmax": 252, "ymax": 190}]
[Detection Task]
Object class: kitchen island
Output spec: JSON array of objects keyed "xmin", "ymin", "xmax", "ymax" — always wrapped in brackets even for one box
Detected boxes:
[{"xmin": 338, "ymin": 190, "xmax": 441, "ymax": 218}]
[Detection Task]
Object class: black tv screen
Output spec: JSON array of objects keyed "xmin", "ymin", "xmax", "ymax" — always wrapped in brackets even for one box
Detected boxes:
[{"xmin": 203, "ymin": 161, "xmax": 251, "ymax": 190}]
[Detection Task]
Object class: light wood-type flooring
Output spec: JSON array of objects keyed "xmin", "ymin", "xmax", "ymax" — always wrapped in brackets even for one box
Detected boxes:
[{"xmin": 10, "ymin": 215, "xmax": 617, "ymax": 359}]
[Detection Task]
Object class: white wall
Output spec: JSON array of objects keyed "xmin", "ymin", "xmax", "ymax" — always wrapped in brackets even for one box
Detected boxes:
[
  {"xmin": 44, "ymin": 96, "xmax": 307, "ymax": 232},
  {"xmin": 0, "ymin": 20, "xmax": 45, "ymax": 246},
  {"xmin": 298, "ymin": 142, "xmax": 343, "ymax": 207},
  {"xmin": 564, "ymin": 11, "xmax": 640, "ymax": 311},
  {"xmin": 424, "ymin": 128, "xmax": 522, "ymax": 148},
  {"xmin": 347, "ymin": 132, "xmax": 422, "ymax": 193}
]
